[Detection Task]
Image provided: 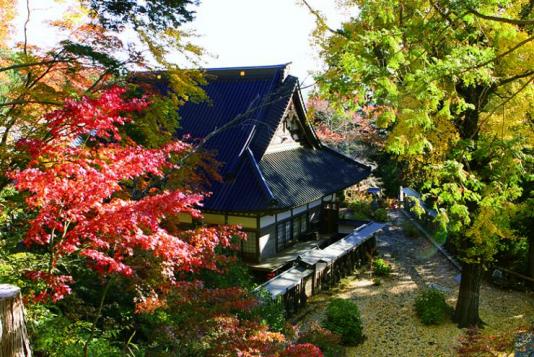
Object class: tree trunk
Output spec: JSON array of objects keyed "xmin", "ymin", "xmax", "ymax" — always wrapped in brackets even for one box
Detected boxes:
[
  {"xmin": 528, "ymin": 236, "xmax": 534, "ymax": 283},
  {"xmin": 0, "ymin": 284, "xmax": 32, "ymax": 357},
  {"xmin": 454, "ymin": 263, "xmax": 483, "ymax": 328}
]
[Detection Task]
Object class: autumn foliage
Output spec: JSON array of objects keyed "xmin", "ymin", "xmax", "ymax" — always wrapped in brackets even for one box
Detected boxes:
[
  {"xmin": 280, "ymin": 344, "xmax": 324, "ymax": 357},
  {"xmin": 9, "ymin": 86, "xmax": 241, "ymax": 304},
  {"xmin": 7, "ymin": 87, "xmax": 320, "ymax": 355}
]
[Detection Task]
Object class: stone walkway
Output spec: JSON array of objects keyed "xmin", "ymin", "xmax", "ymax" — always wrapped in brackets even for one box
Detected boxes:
[{"xmin": 295, "ymin": 210, "xmax": 534, "ymax": 356}]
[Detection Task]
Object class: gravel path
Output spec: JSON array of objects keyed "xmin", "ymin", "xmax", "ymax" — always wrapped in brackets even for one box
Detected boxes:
[{"xmin": 295, "ymin": 210, "xmax": 534, "ymax": 356}]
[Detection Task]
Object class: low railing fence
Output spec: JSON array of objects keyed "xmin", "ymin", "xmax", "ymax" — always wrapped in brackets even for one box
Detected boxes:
[{"xmin": 256, "ymin": 222, "xmax": 384, "ymax": 315}]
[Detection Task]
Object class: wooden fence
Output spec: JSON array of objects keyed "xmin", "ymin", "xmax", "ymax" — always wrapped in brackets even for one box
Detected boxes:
[{"xmin": 257, "ymin": 222, "xmax": 384, "ymax": 315}]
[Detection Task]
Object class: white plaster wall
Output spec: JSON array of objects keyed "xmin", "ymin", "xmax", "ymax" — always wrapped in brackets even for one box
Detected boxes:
[
  {"xmin": 260, "ymin": 215, "xmax": 276, "ymax": 228},
  {"xmin": 259, "ymin": 228, "xmax": 277, "ymax": 260},
  {"xmin": 276, "ymin": 210, "xmax": 291, "ymax": 221}
]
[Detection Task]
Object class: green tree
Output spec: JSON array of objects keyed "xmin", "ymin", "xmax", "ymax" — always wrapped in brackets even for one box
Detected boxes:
[
  {"xmin": 0, "ymin": 0, "xmax": 205, "ymax": 188},
  {"xmin": 309, "ymin": 0, "xmax": 533, "ymax": 327}
]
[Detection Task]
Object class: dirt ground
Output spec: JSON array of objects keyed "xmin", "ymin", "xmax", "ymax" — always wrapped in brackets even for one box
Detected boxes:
[{"xmin": 295, "ymin": 210, "xmax": 534, "ymax": 357}]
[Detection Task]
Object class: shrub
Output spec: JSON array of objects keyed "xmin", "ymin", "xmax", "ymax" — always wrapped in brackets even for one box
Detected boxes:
[
  {"xmin": 252, "ymin": 289, "xmax": 287, "ymax": 332},
  {"xmin": 298, "ymin": 322, "xmax": 343, "ymax": 357},
  {"xmin": 31, "ymin": 313, "xmax": 124, "ymax": 357},
  {"xmin": 322, "ymin": 299, "xmax": 364, "ymax": 346},
  {"xmin": 401, "ymin": 221, "xmax": 419, "ymax": 238},
  {"xmin": 280, "ymin": 343, "xmax": 324, "ymax": 357},
  {"xmin": 373, "ymin": 208, "xmax": 388, "ymax": 222},
  {"xmin": 200, "ymin": 259, "xmax": 255, "ymax": 290},
  {"xmin": 414, "ymin": 288, "xmax": 452, "ymax": 325},
  {"xmin": 372, "ymin": 258, "xmax": 392, "ymax": 276},
  {"xmin": 347, "ymin": 196, "xmax": 373, "ymax": 220}
]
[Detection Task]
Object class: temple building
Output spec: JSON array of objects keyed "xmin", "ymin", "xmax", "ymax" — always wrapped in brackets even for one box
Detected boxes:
[{"xmin": 175, "ymin": 64, "xmax": 370, "ymax": 263}]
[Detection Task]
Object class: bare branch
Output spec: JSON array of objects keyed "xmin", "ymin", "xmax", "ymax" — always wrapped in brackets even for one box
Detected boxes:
[
  {"xmin": 475, "ymin": 76, "xmax": 534, "ymax": 137},
  {"xmin": 471, "ymin": 36, "xmax": 534, "ymax": 71},
  {"xmin": 0, "ymin": 99, "xmax": 62, "ymax": 107},
  {"xmin": 84, "ymin": 59, "xmax": 131, "ymax": 94},
  {"xmin": 23, "ymin": 0, "xmax": 30, "ymax": 55},
  {"xmin": 178, "ymin": 83, "xmax": 296, "ymax": 164}
]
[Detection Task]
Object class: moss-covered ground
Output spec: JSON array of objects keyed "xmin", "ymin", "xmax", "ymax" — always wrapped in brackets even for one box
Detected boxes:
[{"xmin": 295, "ymin": 211, "xmax": 534, "ymax": 356}]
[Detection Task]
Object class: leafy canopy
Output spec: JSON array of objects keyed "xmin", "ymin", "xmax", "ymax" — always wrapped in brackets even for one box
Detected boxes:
[
  {"xmin": 0, "ymin": 0, "xmax": 206, "ymax": 187},
  {"xmin": 313, "ymin": 0, "xmax": 533, "ymax": 264},
  {"xmin": 9, "ymin": 86, "xmax": 241, "ymax": 303}
]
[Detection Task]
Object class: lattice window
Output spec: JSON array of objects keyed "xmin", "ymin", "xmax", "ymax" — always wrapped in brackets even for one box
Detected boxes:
[
  {"xmin": 300, "ymin": 214, "xmax": 308, "ymax": 233},
  {"xmin": 242, "ymin": 232, "xmax": 256, "ymax": 254},
  {"xmin": 293, "ymin": 217, "xmax": 300, "ymax": 240},
  {"xmin": 277, "ymin": 221, "xmax": 292, "ymax": 250}
]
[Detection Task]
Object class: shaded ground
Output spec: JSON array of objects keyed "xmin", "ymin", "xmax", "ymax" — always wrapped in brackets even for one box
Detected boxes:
[{"xmin": 295, "ymin": 210, "xmax": 534, "ymax": 356}]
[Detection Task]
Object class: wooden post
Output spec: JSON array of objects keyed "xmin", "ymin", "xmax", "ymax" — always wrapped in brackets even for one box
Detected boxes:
[{"xmin": 0, "ymin": 285, "xmax": 32, "ymax": 357}]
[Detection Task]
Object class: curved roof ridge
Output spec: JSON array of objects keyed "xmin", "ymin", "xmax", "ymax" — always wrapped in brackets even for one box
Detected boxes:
[{"xmin": 204, "ymin": 63, "xmax": 291, "ymax": 71}]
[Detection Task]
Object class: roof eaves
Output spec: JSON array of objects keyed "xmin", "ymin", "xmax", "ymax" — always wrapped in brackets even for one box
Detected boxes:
[{"xmin": 322, "ymin": 146, "xmax": 372, "ymax": 172}]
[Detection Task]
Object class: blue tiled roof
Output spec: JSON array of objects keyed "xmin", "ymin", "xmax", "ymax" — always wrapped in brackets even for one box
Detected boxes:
[
  {"xmin": 177, "ymin": 65, "xmax": 291, "ymax": 170},
  {"xmin": 259, "ymin": 147, "xmax": 370, "ymax": 208},
  {"xmin": 176, "ymin": 64, "xmax": 370, "ymax": 212}
]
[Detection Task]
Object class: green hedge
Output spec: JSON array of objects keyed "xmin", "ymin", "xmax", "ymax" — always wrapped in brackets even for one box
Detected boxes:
[
  {"xmin": 414, "ymin": 288, "xmax": 452, "ymax": 325},
  {"xmin": 322, "ymin": 299, "xmax": 364, "ymax": 345}
]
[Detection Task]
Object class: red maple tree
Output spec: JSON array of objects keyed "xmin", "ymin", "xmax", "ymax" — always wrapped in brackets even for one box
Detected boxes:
[
  {"xmin": 10, "ymin": 87, "xmax": 322, "ymax": 355},
  {"xmin": 10, "ymin": 86, "xmax": 241, "ymax": 303}
]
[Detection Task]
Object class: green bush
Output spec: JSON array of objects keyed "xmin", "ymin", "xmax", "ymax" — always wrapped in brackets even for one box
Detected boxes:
[
  {"xmin": 372, "ymin": 208, "xmax": 388, "ymax": 222},
  {"xmin": 322, "ymin": 299, "xmax": 364, "ymax": 346},
  {"xmin": 347, "ymin": 197, "xmax": 373, "ymax": 220},
  {"xmin": 414, "ymin": 288, "xmax": 452, "ymax": 325},
  {"xmin": 401, "ymin": 221, "xmax": 419, "ymax": 238},
  {"xmin": 372, "ymin": 258, "xmax": 392, "ymax": 276},
  {"xmin": 253, "ymin": 289, "xmax": 286, "ymax": 332},
  {"xmin": 298, "ymin": 322, "xmax": 343, "ymax": 357},
  {"xmin": 31, "ymin": 312, "xmax": 124, "ymax": 357},
  {"xmin": 200, "ymin": 259, "xmax": 255, "ymax": 290}
]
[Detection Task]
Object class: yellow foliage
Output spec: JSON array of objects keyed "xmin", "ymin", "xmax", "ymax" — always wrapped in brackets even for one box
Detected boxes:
[{"xmin": 0, "ymin": 0, "xmax": 16, "ymax": 47}]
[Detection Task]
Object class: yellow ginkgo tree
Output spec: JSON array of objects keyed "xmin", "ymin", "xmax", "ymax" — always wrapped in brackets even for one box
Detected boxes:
[{"xmin": 310, "ymin": 0, "xmax": 533, "ymax": 327}]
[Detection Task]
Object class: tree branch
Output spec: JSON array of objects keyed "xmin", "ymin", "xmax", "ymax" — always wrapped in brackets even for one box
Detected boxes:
[
  {"xmin": 469, "ymin": 8, "xmax": 534, "ymax": 26},
  {"xmin": 84, "ymin": 59, "xmax": 131, "ymax": 94},
  {"xmin": 23, "ymin": 0, "xmax": 30, "ymax": 55},
  {"xmin": 0, "ymin": 60, "xmax": 71, "ymax": 73},
  {"xmin": 0, "ymin": 99, "xmax": 62, "ymax": 107},
  {"xmin": 431, "ymin": 1, "xmax": 455, "ymax": 25},
  {"xmin": 472, "ymin": 36, "xmax": 534, "ymax": 71},
  {"xmin": 1, "ymin": 117, "xmax": 18, "ymax": 146},
  {"xmin": 496, "ymin": 70, "xmax": 534, "ymax": 87},
  {"xmin": 475, "ymin": 76, "xmax": 534, "ymax": 138},
  {"xmin": 301, "ymin": 0, "xmax": 348, "ymax": 38},
  {"xmin": 83, "ymin": 278, "xmax": 113, "ymax": 357},
  {"xmin": 0, "ymin": 49, "xmax": 68, "ymax": 125}
]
